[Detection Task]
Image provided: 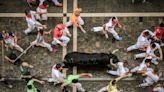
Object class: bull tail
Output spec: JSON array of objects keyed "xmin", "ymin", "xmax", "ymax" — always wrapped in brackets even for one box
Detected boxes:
[{"xmin": 112, "ymin": 49, "xmax": 119, "ymax": 54}]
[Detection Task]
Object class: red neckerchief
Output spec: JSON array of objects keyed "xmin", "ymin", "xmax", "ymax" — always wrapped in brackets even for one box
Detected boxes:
[
  {"xmin": 112, "ymin": 21, "xmax": 116, "ymax": 27},
  {"xmin": 53, "ymin": 67, "xmax": 58, "ymax": 70},
  {"xmin": 39, "ymin": 5, "xmax": 46, "ymax": 9},
  {"xmin": 142, "ymin": 32, "xmax": 146, "ymax": 37},
  {"xmin": 26, "ymin": 15, "xmax": 32, "ymax": 19}
]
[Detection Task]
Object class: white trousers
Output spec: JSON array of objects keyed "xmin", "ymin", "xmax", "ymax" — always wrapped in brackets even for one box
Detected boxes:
[
  {"xmin": 134, "ymin": 53, "xmax": 158, "ymax": 64},
  {"xmin": 24, "ymin": 21, "xmax": 43, "ymax": 34},
  {"xmin": 107, "ymin": 70, "xmax": 127, "ymax": 76},
  {"xmin": 65, "ymin": 16, "xmax": 84, "ymax": 27},
  {"xmin": 131, "ymin": 66, "xmax": 152, "ymax": 73},
  {"xmin": 134, "ymin": 53, "xmax": 146, "ymax": 59},
  {"xmin": 48, "ymin": 74, "xmax": 65, "ymax": 83},
  {"xmin": 131, "ymin": 66, "xmax": 140, "ymax": 73},
  {"xmin": 127, "ymin": 44, "xmax": 143, "ymax": 52},
  {"xmin": 107, "ymin": 70, "xmax": 119, "ymax": 76},
  {"xmin": 31, "ymin": 40, "xmax": 53, "ymax": 52},
  {"xmin": 5, "ymin": 39, "xmax": 24, "ymax": 52},
  {"xmin": 72, "ymin": 83, "xmax": 85, "ymax": 92},
  {"xmin": 11, "ymin": 43, "xmax": 24, "ymax": 53},
  {"xmin": 52, "ymin": 36, "xmax": 70, "ymax": 46},
  {"xmin": 92, "ymin": 26, "xmax": 121, "ymax": 40},
  {"xmin": 36, "ymin": 8, "xmax": 48, "ymax": 20},
  {"xmin": 139, "ymin": 80, "xmax": 153, "ymax": 87},
  {"xmin": 52, "ymin": 0, "xmax": 61, "ymax": 5}
]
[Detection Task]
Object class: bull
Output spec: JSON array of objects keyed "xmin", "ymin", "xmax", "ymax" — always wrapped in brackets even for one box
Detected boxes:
[{"xmin": 63, "ymin": 50, "xmax": 119, "ymax": 69}]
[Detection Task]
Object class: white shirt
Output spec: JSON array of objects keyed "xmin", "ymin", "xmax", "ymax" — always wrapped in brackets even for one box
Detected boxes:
[
  {"xmin": 136, "ymin": 35, "xmax": 150, "ymax": 48},
  {"xmin": 138, "ymin": 60, "xmax": 147, "ymax": 71},
  {"xmin": 146, "ymin": 43, "xmax": 160, "ymax": 56},
  {"xmin": 105, "ymin": 17, "xmax": 118, "ymax": 29},
  {"xmin": 26, "ymin": 11, "xmax": 37, "ymax": 27},
  {"xmin": 37, "ymin": 5, "xmax": 47, "ymax": 14},
  {"xmin": 136, "ymin": 30, "xmax": 153, "ymax": 48},
  {"xmin": 4, "ymin": 36, "xmax": 15, "ymax": 44},
  {"xmin": 51, "ymin": 65, "xmax": 64, "ymax": 80},
  {"xmin": 36, "ymin": 34, "xmax": 44, "ymax": 43},
  {"xmin": 117, "ymin": 62, "xmax": 129, "ymax": 76},
  {"xmin": 145, "ymin": 71, "xmax": 159, "ymax": 84},
  {"xmin": 153, "ymin": 87, "xmax": 164, "ymax": 92}
]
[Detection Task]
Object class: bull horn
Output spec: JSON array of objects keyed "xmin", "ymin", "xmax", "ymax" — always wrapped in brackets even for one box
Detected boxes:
[
  {"xmin": 110, "ymin": 58, "xmax": 114, "ymax": 65},
  {"xmin": 112, "ymin": 49, "xmax": 119, "ymax": 54}
]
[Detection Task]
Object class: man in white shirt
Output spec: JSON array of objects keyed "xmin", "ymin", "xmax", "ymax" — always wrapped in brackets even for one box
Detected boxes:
[
  {"xmin": 131, "ymin": 59, "xmax": 151, "ymax": 74},
  {"xmin": 30, "ymin": 29, "xmax": 56, "ymax": 52},
  {"xmin": 47, "ymin": 23, "xmax": 71, "ymax": 47},
  {"xmin": 1, "ymin": 31, "xmax": 24, "ymax": 53},
  {"xmin": 36, "ymin": 1, "xmax": 49, "ymax": 21},
  {"xmin": 134, "ymin": 42, "xmax": 163, "ymax": 65},
  {"xmin": 48, "ymin": 64, "xmax": 65, "ymax": 85},
  {"xmin": 137, "ymin": 68, "xmax": 162, "ymax": 87},
  {"xmin": 107, "ymin": 60, "xmax": 129, "ymax": 77},
  {"xmin": 24, "ymin": 9, "xmax": 47, "ymax": 35},
  {"xmin": 127, "ymin": 29, "xmax": 152, "ymax": 52},
  {"xmin": 92, "ymin": 17, "xmax": 123, "ymax": 41}
]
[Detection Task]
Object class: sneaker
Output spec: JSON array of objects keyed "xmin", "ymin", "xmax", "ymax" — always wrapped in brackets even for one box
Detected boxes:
[
  {"xmin": 8, "ymin": 84, "xmax": 13, "ymax": 89},
  {"xmin": 54, "ymin": 82, "xmax": 58, "ymax": 85},
  {"xmin": 118, "ymin": 37, "xmax": 123, "ymax": 41},
  {"xmin": 106, "ymin": 70, "xmax": 110, "ymax": 74},
  {"xmin": 47, "ymin": 78, "xmax": 54, "ymax": 82},
  {"xmin": 54, "ymin": 4, "xmax": 63, "ymax": 7},
  {"xmin": 153, "ymin": 61, "xmax": 158, "ymax": 65},
  {"xmin": 54, "ymin": 82, "xmax": 61, "ymax": 86},
  {"xmin": 123, "ymin": 48, "xmax": 128, "ymax": 52},
  {"xmin": 23, "ymin": 31, "xmax": 28, "ymax": 35}
]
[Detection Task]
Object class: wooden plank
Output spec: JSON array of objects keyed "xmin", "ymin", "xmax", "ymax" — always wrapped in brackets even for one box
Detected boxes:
[
  {"xmin": 62, "ymin": 68, "xmax": 68, "ymax": 77},
  {"xmin": 73, "ymin": 27, "xmax": 77, "ymax": 52},
  {"xmin": 5, "ymin": 77, "xmax": 164, "ymax": 81},
  {"xmin": 0, "ymin": 13, "xmax": 63, "ymax": 17},
  {"xmin": 72, "ymin": 67, "xmax": 77, "ymax": 92},
  {"xmin": 79, "ymin": 77, "xmax": 164, "ymax": 81},
  {"xmin": 80, "ymin": 13, "xmax": 164, "ymax": 17},
  {"xmin": 73, "ymin": 0, "xmax": 78, "ymax": 9},
  {"xmin": 73, "ymin": 67, "xmax": 77, "ymax": 75},
  {"xmin": 14, "ymin": 44, "xmax": 33, "ymax": 62},
  {"xmin": 1, "ymin": 41, "xmax": 4, "ymax": 76},
  {"xmin": 73, "ymin": 0, "xmax": 78, "ymax": 92},
  {"xmin": 62, "ymin": 0, "xmax": 68, "ymax": 77},
  {"xmin": 1, "ymin": 13, "xmax": 164, "ymax": 17},
  {"xmin": 63, "ymin": 0, "xmax": 67, "ymax": 14},
  {"xmin": 62, "ymin": 0, "xmax": 67, "ymax": 60}
]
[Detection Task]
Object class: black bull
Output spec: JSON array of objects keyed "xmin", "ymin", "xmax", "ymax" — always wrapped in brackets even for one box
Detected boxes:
[{"xmin": 63, "ymin": 52, "xmax": 119, "ymax": 68}]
